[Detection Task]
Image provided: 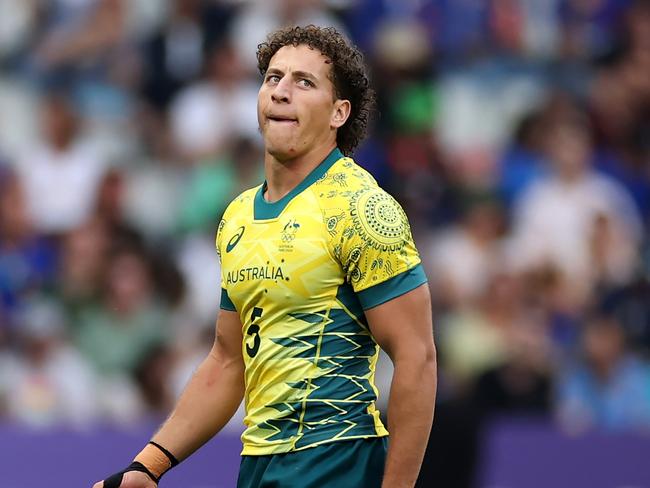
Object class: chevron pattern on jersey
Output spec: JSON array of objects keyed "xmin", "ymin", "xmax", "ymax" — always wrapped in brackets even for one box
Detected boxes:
[{"xmin": 262, "ymin": 307, "xmax": 378, "ymax": 448}]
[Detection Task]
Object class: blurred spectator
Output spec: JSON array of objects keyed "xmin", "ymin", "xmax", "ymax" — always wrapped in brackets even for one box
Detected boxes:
[
  {"xmin": 439, "ymin": 272, "xmax": 533, "ymax": 391},
  {"xmin": 588, "ymin": 212, "xmax": 639, "ymax": 289},
  {"xmin": 56, "ymin": 217, "xmax": 109, "ymax": 321},
  {"xmin": 134, "ymin": 343, "xmax": 175, "ymax": 417},
  {"xmin": 0, "ymin": 0, "xmax": 37, "ymax": 63},
  {"xmin": 169, "ymin": 41, "xmax": 259, "ymax": 161},
  {"xmin": 32, "ymin": 0, "xmax": 126, "ymax": 78},
  {"xmin": 427, "ymin": 192, "xmax": 507, "ymax": 309},
  {"xmin": 473, "ymin": 319, "xmax": 553, "ymax": 416},
  {"xmin": 139, "ymin": 0, "xmax": 236, "ymax": 111},
  {"xmin": 589, "ymin": 0, "xmax": 650, "ymax": 219},
  {"xmin": 0, "ymin": 297, "xmax": 98, "ymax": 427},
  {"xmin": 598, "ymin": 270, "xmax": 650, "ymax": 355},
  {"xmin": 431, "ymin": 0, "xmax": 492, "ymax": 61},
  {"xmin": 94, "ymin": 168, "xmax": 126, "ymax": 229},
  {"xmin": 515, "ymin": 0, "xmax": 562, "ymax": 59},
  {"xmin": 0, "ymin": 170, "xmax": 58, "ymax": 327},
  {"xmin": 489, "ymin": 0, "xmax": 526, "ymax": 55},
  {"xmin": 497, "ymin": 109, "xmax": 548, "ymax": 207},
  {"xmin": 368, "ymin": 16, "xmax": 449, "ymax": 226},
  {"xmin": 229, "ymin": 0, "xmax": 347, "ymax": 74},
  {"xmin": 15, "ymin": 92, "xmax": 110, "ymax": 234},
  {"xmin": 556, "ymin": 315, "xmax": 650, "ymax": 432},
  {"xmin": 173, "ymin": 234, "xmax": 221, "ymax": 341},
  {"xmin": 558, "ymin": 0, "xmax": 632, "ymax": 61},
  {"xmin": 121, "ymin": 158, "xmax": 186, "ymax": 238},
  {"xmin": 434, "ymin": 68, "xmax": 544, "ymax": 171},
  {"xmin": 510, "ymin": 113, "xmax": 642, "ymax": 306},
  {"xmin": 73, "ymin": 244, "xmax": 170, "ymax": 376},
  {"xmin": 341, "ymin": 0, "xmax": 437, "ymax": 55},
  {"xmin": 178, "ymin": 137, "xmax": 264, "ymax": 234}
]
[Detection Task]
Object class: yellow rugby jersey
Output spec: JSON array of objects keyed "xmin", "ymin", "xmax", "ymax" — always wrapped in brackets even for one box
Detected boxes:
[{"xmin": 216, "ymin": 147, "xmax": 427, "ymax": 455}]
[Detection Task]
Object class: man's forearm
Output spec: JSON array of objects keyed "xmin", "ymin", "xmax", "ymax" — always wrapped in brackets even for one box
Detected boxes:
[
  {"xmin": 149, "ymin": 348, "xmax": 245, "ymax": 462},
  {"xmin": 382, "ymin": 353, "xmax": 437, "ymax": 488}
]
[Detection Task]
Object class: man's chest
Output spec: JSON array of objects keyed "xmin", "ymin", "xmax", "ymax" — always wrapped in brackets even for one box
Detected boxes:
[{"xmin": 219, "ymin": 208, "xmax": 343, "ymax": 317}]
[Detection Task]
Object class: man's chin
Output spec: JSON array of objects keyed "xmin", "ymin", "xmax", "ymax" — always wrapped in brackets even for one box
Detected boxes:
[{"xmin": 266, "ymin": 142, "xmax": 300, "ymax": 162}]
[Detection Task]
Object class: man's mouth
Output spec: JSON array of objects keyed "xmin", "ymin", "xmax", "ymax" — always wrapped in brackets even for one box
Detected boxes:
[{"xmin": 268, "ymin": 115, "xmax": 298, "ymax": 124}]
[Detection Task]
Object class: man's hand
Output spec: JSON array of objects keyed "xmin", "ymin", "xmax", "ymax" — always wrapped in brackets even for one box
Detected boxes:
[{"xmin": 92, "ymin": 468, "xmax": 157, "ymax": 488}]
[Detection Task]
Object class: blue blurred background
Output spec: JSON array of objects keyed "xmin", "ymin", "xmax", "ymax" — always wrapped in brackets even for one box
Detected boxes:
[{"xmin": 0, "ymin": 0, "xmax": 649, "ymax": 487}]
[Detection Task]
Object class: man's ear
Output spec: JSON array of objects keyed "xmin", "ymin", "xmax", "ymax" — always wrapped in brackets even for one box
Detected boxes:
[{"xmin": 331, "ymin": 99, "xmax": 351, "ymax": 129}]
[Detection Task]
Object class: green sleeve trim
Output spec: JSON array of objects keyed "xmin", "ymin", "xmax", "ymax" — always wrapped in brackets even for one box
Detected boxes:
[
  {"xmin": 220, "ymin": 288, "xmax": 237, "ymax": 311},
  {"xmin": 357, "ymin": 264, "xmax": 427, "ymax": 310}
]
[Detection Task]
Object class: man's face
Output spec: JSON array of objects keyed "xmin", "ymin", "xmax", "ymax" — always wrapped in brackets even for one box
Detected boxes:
[{"xmin": 257, "ymin": 44, "xmax": 347, "ymax": 160}]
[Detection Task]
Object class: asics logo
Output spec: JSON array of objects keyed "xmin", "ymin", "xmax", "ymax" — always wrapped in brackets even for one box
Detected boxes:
[{"xmin": 226, "ymin": 226, "xmax": 245, "ymax": 252}]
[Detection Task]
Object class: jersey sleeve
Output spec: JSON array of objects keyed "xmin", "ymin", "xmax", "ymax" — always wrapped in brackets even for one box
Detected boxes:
[
  {"xmin": 215, "ymin": 210, "xmax": 237, "ymax": 312},
  {"xmin": 331, "ymin": 187, "xmax": 427, "ymax": 309}
]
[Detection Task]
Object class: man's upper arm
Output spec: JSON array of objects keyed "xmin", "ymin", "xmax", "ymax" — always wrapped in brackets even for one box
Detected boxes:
[
  {"xmin": 364, "ymin": 283, "xmax": 435, "ymax": 362},
  {"xmin": 214, "ymin": 200, "xmax": 242, "ymax": 360},
  {"xmin": 333, "ymin": 186, "xmax": 426, "ymax": 306},
  {"xmin": 330, "ymin": 185, "xmax": 432, "ymax": 356},
  {"xmin": 211, "ymin": 309, "xmax": 244, "ymax": 367}
]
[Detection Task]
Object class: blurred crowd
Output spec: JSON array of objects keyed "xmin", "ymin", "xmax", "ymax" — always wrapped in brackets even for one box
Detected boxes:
[{"xmin": 0, "ymin": 0, "xmax": 649, "ymax": 459}]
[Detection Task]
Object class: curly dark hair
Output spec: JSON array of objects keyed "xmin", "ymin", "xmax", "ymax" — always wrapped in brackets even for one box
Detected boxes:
[{"xmin": 257, "ymin": 25, "xmax": 375, "ymax": 156}]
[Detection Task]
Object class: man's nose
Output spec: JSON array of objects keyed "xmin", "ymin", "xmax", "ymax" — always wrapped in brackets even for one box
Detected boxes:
[{"xmin": 271, "ymin": 77, "xmax": 291, "ymax": 103}]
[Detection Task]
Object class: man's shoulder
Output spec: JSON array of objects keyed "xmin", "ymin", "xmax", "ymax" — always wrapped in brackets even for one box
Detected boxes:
[
  {"xmin": 216, "ymin": 185, "xmax": 260, "ymax": 252},
  {"xmin": 312, "ymin": 156, "xmax": 381, "ymax": 204},
  {"xmin": 223, "ymin": 185, "xmax": 262, "ymax": 219},
  {"xmin": 314, "ymin": 158, "xmax": 414, "ymax": 258}
]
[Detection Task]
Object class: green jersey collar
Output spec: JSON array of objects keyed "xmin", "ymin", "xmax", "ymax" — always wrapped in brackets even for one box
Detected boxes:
[{"xmin": 254, "ymin": 147, "xmax": 343, "ymax": 220}]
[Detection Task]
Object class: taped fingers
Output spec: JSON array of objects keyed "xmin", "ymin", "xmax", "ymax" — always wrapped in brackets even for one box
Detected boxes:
[
  {"xmin": 102, "ymin": 471, "xmax": 125, "ymax": 488},
  {"xmin": 101, "ymin": 461, "xmax": 158, "ymax": 488}
]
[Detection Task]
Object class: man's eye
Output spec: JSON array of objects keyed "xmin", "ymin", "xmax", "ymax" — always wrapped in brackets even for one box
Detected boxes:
[
  {"xmin": 298, "ymin": 79, "xmax": 314, "ymax": 88},
  {"xmin": 266, "ymin": 75, "xmax": 280, "ymax": 83}
]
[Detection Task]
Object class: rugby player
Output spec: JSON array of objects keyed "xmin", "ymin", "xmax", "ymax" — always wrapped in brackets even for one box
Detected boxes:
[{"xmin": 94, "ymin": 24, "xmax": 436, "ymax": 488}]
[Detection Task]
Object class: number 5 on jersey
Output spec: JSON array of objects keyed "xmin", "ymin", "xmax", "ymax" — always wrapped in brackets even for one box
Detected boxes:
[{"xmin": 246, "ymin": 307, "xmax": 263, "ymax": 358}]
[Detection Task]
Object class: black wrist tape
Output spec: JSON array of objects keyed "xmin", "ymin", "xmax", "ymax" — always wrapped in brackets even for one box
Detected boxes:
[{"xmin": 102, "ymin": 461, "xmax": 158, "ymax": 488}]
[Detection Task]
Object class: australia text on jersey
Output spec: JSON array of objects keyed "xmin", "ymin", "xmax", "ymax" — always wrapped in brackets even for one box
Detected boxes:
[{"xmin": 225, "ymin": 265, "xmax": 287, "ymax": 284}]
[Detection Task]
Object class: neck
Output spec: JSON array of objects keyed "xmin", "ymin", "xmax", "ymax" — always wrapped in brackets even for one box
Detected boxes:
[{"xmin": 263, "ymin": 143, "xmax": 337, "ymax": 202}]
